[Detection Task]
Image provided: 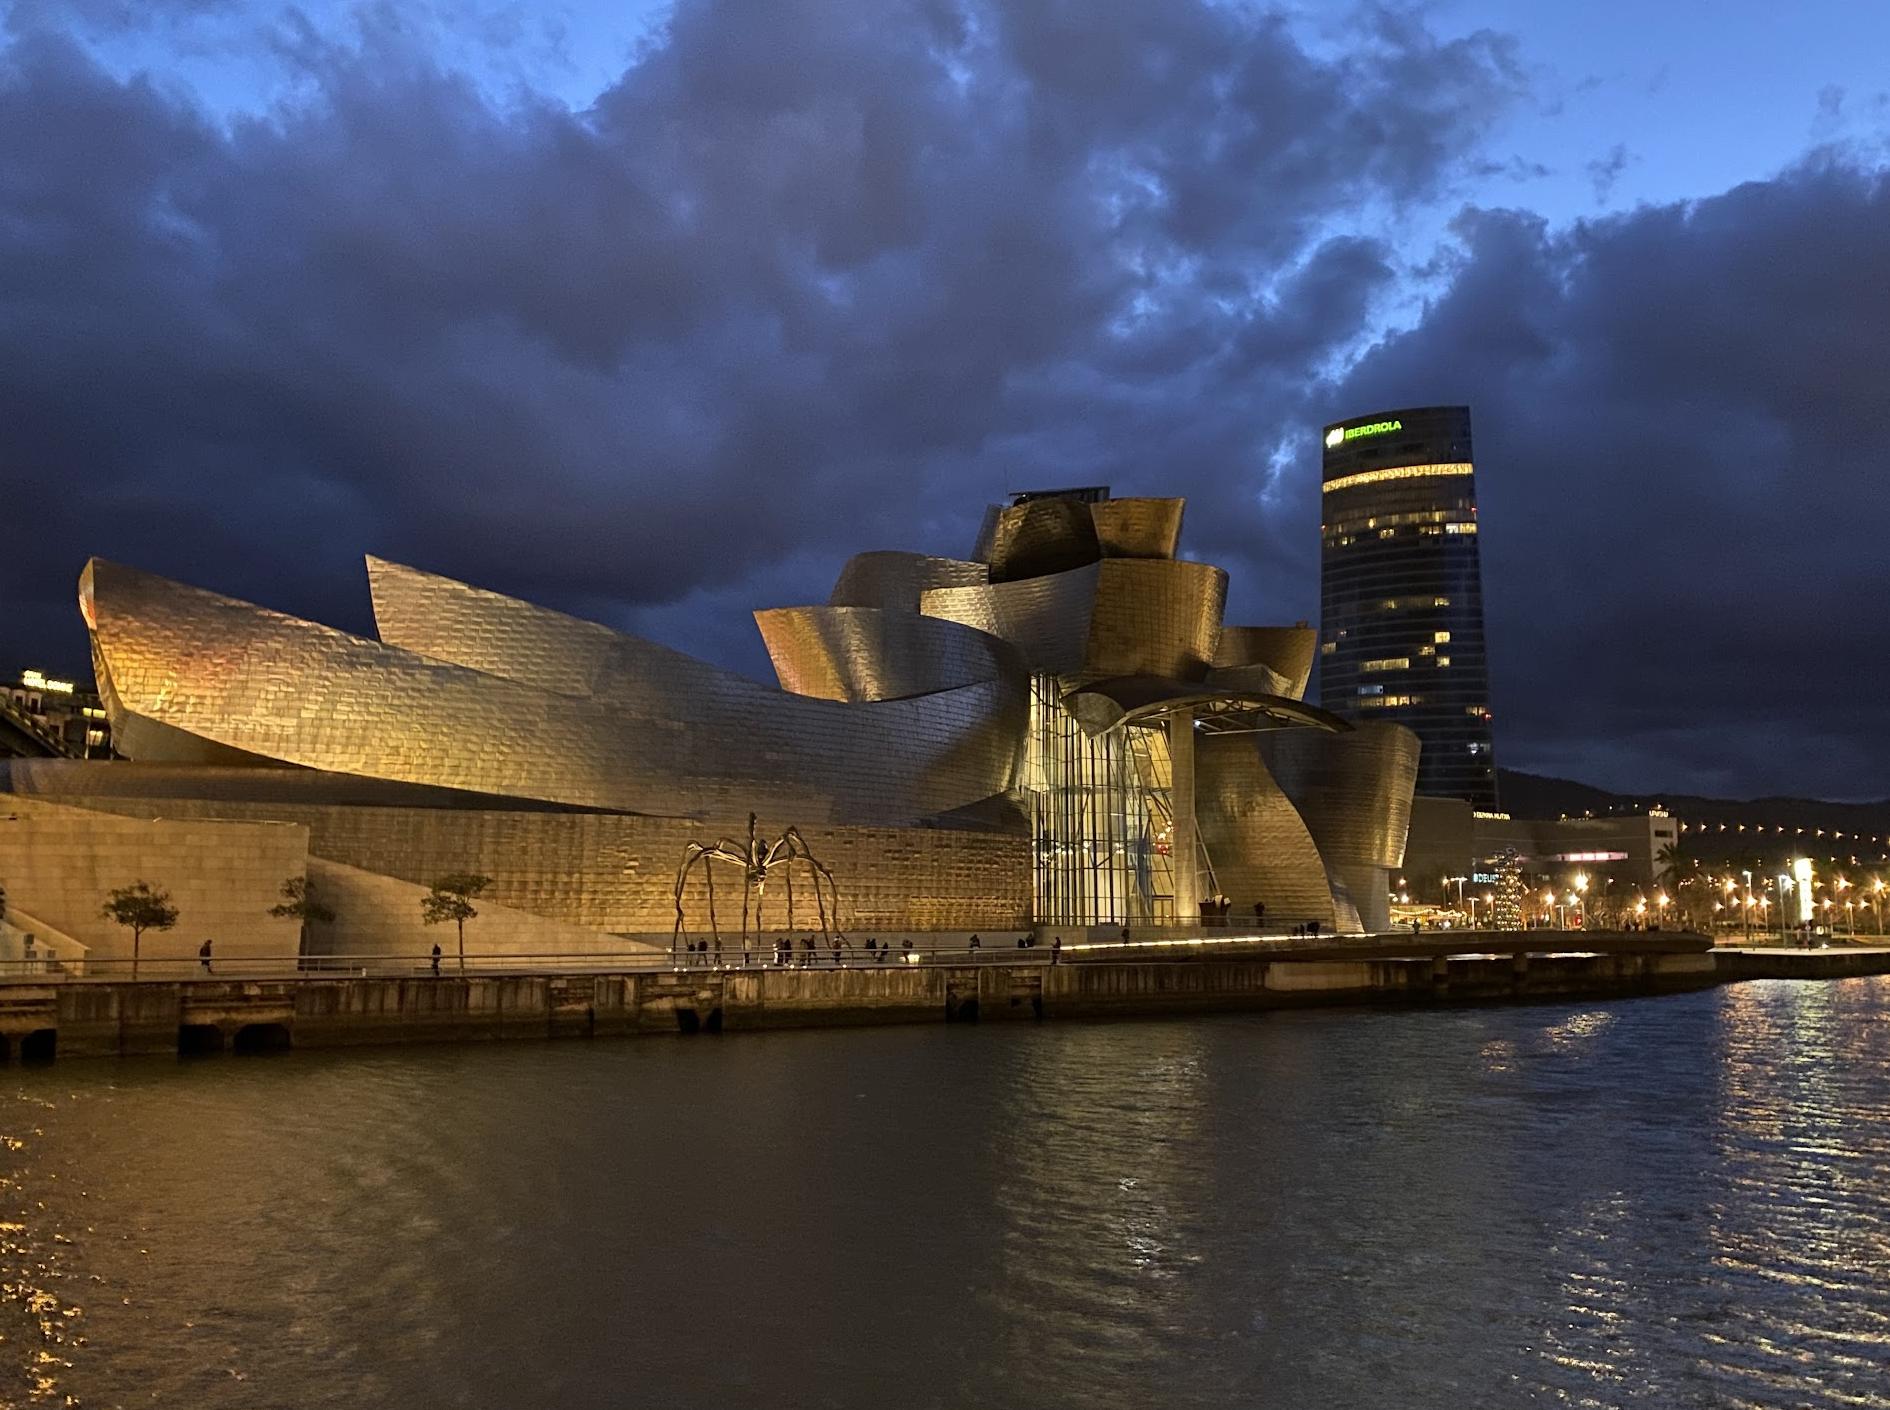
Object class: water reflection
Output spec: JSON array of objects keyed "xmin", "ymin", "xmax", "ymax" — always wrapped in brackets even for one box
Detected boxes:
[
  {"xmin": 3, "ymin": 978, "xmax": 1887, "ymax": 1408},
  {"xmin": 987, "ymin": 1026, "xmax": 1213, "ymax": 1403}
]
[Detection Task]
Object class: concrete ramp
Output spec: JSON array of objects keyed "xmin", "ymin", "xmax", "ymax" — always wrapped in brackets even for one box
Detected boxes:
[{"xmin": 304, "ymin": 857, "xmax": 659, "ymax": 965}]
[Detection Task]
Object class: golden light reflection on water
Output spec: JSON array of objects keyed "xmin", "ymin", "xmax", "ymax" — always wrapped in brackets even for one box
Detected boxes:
[
  {"xmin": 985, "ymin": 1024, "xmax": 1214, "ymax": 1380},
  {"xmin": 2, "ymin": 1092, "xmax": 85, "ymax": 1407},
  {"xmin": 2, "ymin": 981, "xmax": 1889, "ymax": 1410}
]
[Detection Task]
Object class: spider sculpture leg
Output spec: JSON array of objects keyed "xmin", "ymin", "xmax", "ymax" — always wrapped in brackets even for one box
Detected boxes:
[
  {"xmin": 673, "ymin": 842, "xmax": 715, "ymax": 958},
  {"xmin": 782, "ymin": 829, "xmax": 841, "ymax": 940},
  {"xmin": 675, "ymin": 842, "xmax": 752, "ymax": 957}
]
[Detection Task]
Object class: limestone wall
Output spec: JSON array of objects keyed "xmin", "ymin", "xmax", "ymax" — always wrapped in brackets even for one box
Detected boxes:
[
  {"xmin": 17, "ymin": 793, "xmax": 1032, "ymax": 934},
  {"xmin": 0, "ymin": 797, "xmax": 306, "ymax": 965},
  {"xmin": 303, "ymin": 857, "xmax": 659, "ymax": 965}
]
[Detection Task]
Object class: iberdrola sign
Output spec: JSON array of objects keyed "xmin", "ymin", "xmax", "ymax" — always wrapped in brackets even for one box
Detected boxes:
[{"xmin": 1324, "ymin": 419, "xmax": 1402, "ymax": 448}]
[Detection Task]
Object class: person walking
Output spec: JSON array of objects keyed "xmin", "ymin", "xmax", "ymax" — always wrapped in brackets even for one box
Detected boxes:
[
  {"xmin": 430, "ymin": 943, "xmax": 442, "ymax": 976},
  {"xmin": 1050, "ymin": 935, "xmax": 1062, "ymax": 966},
  {"xmin": 968, "ymin": 933, "xmax": 981, "ymax": 954},
  {"xmin": 198, "ymin": 938, "xmax": 213, "ymax": 974}
]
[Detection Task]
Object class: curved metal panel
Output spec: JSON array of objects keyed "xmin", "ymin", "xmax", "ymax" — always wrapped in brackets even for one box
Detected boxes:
[
  {"xmin": 1203, "ymin": 661, "xmax": 1297, "ymax": 701},
  {"xmin": 86, "ymin": 558, "xmax": 1025, "ymax": 827},
  {"xmin": 920, "ymin": 562, "xmax": 1098, "ymax": 676},
  {"xmin": 1192, "ymin": 734, "xmax": 1336, "ymax": 930},
  {"xmin": 1254, "ymin": 721, "xmax": 1421, "ymax": 873},
  {"xmin": 976, "ymin": 497, "xmax": 1102, "ymax": 583},
  {"xmin": 1078, "ymin": 559, "xmax": 1226, "ymax": 686},
  {"xmin": 1214, "ymin": 626, "xmax": 1316, "ymax": 701},
  {"xmin": 753, "ymin": 606, "xmax": 1023, "ymax": 703},
  {"xmin": 368, "ymin": 555, "xmax": 723, "ymax": 700},
  {"xmin": 921, "ymin": 559, "xmax": 1226, "ymax": 688},
  {"xmin": 1328, "ymin": 862, "xmax": 1381, "ymax": 936},
  {"xmin": 827, "ymin": 551, "xmax": 988, "ymax": 613},
  {"xmin": 1090, "ymin": 497, "xmax": 1183, "ymax": 559}
]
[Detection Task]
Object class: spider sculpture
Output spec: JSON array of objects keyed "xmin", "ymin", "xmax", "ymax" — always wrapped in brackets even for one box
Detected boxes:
[{"xmin": 671, "ymin": 813, "xmax": 841, "ymax": 957}]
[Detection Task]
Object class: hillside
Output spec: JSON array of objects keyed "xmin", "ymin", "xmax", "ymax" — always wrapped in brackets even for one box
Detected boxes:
[{"xmin": 1497, "ymin": 769, "xmax": 1890, "ymax": 848}]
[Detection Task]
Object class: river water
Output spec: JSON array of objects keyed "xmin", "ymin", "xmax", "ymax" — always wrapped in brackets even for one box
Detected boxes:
[{"xmin": 4, "ymin": 977, "xmax": 1889, "ymax": 1409}]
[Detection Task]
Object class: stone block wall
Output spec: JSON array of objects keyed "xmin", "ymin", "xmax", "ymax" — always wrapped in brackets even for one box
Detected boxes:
[
  {"xmin": 12, "ymin": 794, "xmax": 1032, "ymax": 935},
  {"xmin": 303, "ymin": 857, "xmax": 660, "ymax": 964},
  {"xmin": 0, "ymin": 797, "xmax": 307, "ymax": 964}
]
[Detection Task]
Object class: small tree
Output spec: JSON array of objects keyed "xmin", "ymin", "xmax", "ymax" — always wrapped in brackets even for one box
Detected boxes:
[
  {"xmin": 101, "ymin": 881, "xmax": 179, "ymax": 979},
  {"xmin": 420, "ymin": 873, "xmax": 491, "ymax": 973},
  {"xmin": 269, "ymin": 875, "xmax": 336, "ymax": 950}
]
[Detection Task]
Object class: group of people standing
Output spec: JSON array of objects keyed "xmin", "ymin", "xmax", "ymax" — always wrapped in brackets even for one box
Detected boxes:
[{"xmin": 769, "ymin": 935, "xmax": 913, "ymax": 966}]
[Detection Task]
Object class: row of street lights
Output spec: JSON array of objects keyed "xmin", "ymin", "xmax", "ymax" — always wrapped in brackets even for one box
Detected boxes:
[{"xmin": 1402, "ymin": 860, "xmax": 1890, "ymax": 940}]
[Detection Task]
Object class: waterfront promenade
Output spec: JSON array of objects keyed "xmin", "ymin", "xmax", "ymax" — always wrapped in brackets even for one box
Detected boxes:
[
  {"xmin": 0, "ymin": 928, "xmax": 1729, "ymax": 1061},
  {"xmin": 5, "ymin": 929, "xmax": 1883, "ymax": 1063}
]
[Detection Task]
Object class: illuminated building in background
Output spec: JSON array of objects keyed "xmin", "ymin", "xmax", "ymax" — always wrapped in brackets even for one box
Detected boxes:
[
  {"xmin": 2, "ymin": 668, "xmax": 112, "ymax": 758},
  {"xmin": 1319, "ymin": 405, "xmax": 1498, "ymax": 809}
]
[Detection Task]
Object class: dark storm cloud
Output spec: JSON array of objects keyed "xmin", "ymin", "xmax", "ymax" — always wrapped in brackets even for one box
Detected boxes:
[
  {"xmin": 1332, "ymin": 156, "xmax": 1890, "ymax": 799},
  {"xmin": 0, "ymin": 0, "xmax": 1519, "ymax": 678},
  {"xmin": 16, "ymin": 0, "xmax": 1879, "ymax": 802}
]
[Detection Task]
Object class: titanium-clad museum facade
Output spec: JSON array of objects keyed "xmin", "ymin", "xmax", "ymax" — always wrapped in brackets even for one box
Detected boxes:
[{"xmin": 0, "ymin": 490, "xmax": 1420, "ymax": 967}]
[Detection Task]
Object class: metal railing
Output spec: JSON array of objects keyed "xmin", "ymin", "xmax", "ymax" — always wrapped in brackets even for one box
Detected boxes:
[
  {"xmin": 0, "ymin": 940, "xmax": 1048, "ymax": 983},
  {"xmin": 0, "ymin": 925, "xmax": 1710, "ymax": 984},
  {"xmin": 0, "ymin": 931, "xmax": 1294, "ymax": 982}
]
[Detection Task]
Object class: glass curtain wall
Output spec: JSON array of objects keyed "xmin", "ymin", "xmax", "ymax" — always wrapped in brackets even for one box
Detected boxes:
[{"xmin": 1021, "ymin": 674, "xmax": 1177, "ymax": 927}]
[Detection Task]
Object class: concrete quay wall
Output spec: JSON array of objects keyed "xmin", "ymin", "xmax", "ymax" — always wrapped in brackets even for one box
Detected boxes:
[
  {"xmin": 0, "ymin": 946, "xmax": 1724, "ymax": 1061},
  {"xmin": 1713, "ymin": 946, "xmax": 1890, "ymax": 981}
]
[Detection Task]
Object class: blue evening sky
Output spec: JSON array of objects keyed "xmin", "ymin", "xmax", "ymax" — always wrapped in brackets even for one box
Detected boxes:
[
  {"xmin": 70, "ymin": 0, "xmax": 1890, "ymax": 321},
  {"xmin": 76, "ymin": 1, "xmax": 1890, "ymax": 196}
]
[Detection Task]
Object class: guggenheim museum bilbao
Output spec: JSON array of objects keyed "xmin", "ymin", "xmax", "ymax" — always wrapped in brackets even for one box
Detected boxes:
[{"xmin": 0, "ymin": 489, "xmax": 1419, "ymax": 968}]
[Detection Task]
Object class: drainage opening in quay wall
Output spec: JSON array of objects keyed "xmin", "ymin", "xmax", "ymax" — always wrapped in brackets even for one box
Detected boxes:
[
  {"xmin": 177, "ymin": 1022, "xmax": 294, "ymax": 1057},
  {"xmin": 0, "ymin": 1028, "xmax": 57, "ymax": 1062}
]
